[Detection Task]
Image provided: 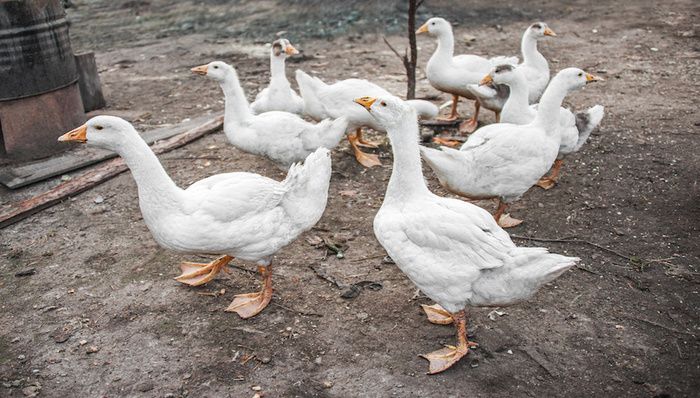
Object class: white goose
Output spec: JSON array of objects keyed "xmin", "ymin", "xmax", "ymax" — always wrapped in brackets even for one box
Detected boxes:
[
  {"xmin": 58, "ymin": 116, "xmax": 332, "ymax": 319},
  {"xmin": 295, "ymin": 69, "xmax": 438, "ymax": 167},
  {"xmin": 485, "ymin": 64, "xmax": 605, "ymax": 189},
  {"xmin": 250, "ymin": 38, "xmax": 305, "ymax": 115},
  {"xmin": 467, "ymin": 22, "xmax": 557, "ymax": 121},
  {"xmin": 416, "ymin": 17, "xmax": 518, "ymax": 133},
  {"xmin": 355, "ymin": 95, "xmax": 579, "ymax": 374},
  {"xmin": 420, "ymin": 68, "xmax": 601, "ymax": 227},
  {"xmin": 192, "ymin": 61, "xmax": 347, "ymax": 167}
]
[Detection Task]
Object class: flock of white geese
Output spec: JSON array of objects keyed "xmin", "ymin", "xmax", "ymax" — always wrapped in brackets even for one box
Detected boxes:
[{"xmin": 58, "ymin": 17, "xmax": 603, "ymax": 374}]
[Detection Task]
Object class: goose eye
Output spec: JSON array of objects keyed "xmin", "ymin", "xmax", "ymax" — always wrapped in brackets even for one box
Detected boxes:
[
  {"xmin": 578, "ymin": 72, "xmax": 583, "ymax": 77},
  {"xmin": 95, "ymin": 125, "xmax": 103, "ymax": 130},
  {"xmin": 431, "ymin": 22, "xmax": 435, "ymax": 25},
  {"xmin": 380, "ymin": 101, "xmax": 387, "ymax": 107},
  {"xmin": 213, "ymin": 65, "xmax": 219, "ymax": 69}
]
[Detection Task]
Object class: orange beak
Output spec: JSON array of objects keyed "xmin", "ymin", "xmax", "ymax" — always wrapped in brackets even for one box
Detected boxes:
[
  {"xmin": 354, "ymin": 96, "xmax": 377, "ymax": 111},
  {"xmin": 190, "ymin": 64, "xmax": 208, "ymax": 75},
  {"xmin": 416, "ymin": 23, "xmax": 429, "ymax": 34},
  {"xmin": 285, "ymin": 44, "xmax": 299, "ymax": 55},
  {"xmin": 585, "ymin": 73, "xmax": 603, "ymax": 83},
  {"xmin": 479, "ymin": 74, "xmax": 494, "ymax": 86},
  {"xmin": 58, "ymin": 125, "xmax": 88, "ymax": 143},
  {"xmin": 544, "ymin": 27, "xmax": 556, "ymax": 37}
]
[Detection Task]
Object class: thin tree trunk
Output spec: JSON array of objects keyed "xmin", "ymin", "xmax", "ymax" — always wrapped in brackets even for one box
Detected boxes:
[
  {"xmin": 382, "ymin": 0, "xmax": 424, "ymax": 100},
  {"xmin": 406, "ymin": 0, "xmax": 419, "ymax": 99}
]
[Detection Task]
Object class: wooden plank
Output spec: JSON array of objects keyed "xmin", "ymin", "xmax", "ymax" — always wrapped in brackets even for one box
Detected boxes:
[
  {"xmin": 75, "ymin": 52, "xmax": 106, "ymax": 112},
  {"xmin": 0, "ymin": 112, "xmax": 223, "ymax": 189},
  {"xmin": 0, "ymin": 115, "xmax": 223, "ymax": 229}
]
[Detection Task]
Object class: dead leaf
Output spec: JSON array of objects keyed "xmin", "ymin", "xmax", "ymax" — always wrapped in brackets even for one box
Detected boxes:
[
  {"xmin": 306, "ymin": 235, "xmax": 324, "ymax": 246},
  {"xmin": 433, "ymin": 137, "xmax": 462, "ymax": 146},
  {"xmin": 339, "ymin": 190, "xmax": 357, "ymax": 197}
]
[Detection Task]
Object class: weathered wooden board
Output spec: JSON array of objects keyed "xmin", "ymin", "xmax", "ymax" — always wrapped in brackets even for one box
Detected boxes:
[
  {"xmin": 0, "ymin": 112, "xmax": 223, "ymax": 189},
  {"xmin": 0, "ymin": 115, "xmax": 224, "ymax": 229}
]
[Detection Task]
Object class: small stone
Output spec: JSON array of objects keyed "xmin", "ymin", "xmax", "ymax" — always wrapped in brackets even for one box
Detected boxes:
[
  {"xmin": 52, "ymin": 330, "xmax": 71, "ymax": 343},
  {"xmin": 79, "ymin": 340, "xmax": 88, "ymax": 345},
  {"xmin": 252, "ymin": 385, "xmax": 262, "ymax": 391},
  {"xmin": 22, "ymin": 384, "xmax": 42, "ymax": 397},
  {"xmin": 86, "ymin": 346, "xmax": 99, "ymax": 354},
  {"xmin": 94, "ymin": 196, "xmax": 104, "ymax": 204},
  {"xmin": 323, "ymin": 382, "xmax": 333, "ymax": 388},
  {"xmin": 136, "ymin": 380, "xmax": 155, "ymax": 392}
]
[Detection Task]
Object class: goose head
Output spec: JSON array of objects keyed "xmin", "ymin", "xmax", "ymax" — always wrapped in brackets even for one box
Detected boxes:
[
  {"xmin": 479, "ymin": 64, "xmax": 525, "ymax": 87},
  {"xmin": 416, "ymin": 17, "xmax": 451, "ymax": 36},
  {"xmin": 272, "ymin": 38, "xmax": 299, "ymax": 58},
  {"xmin": 550, "ymin": 67, "xmax": 603, "ymax": 93},
  {"xmin": 190, "ymin": 61, "xmax": 235, "ymax": 83},
  {"xmin": 58, "ymin": 115, "xmax": 137, "ymax": 152},
  {"xmin": 526, "ymin": 22, "xmax": 556, "ymax": 39},
  {"xmin": 354, "ymin": 95, "xmax": 413, "ymax": 131}
]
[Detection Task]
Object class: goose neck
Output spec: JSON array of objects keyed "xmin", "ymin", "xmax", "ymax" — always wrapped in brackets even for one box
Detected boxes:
[
  {"xmin": 269, "ymin": 55, "xmax": 287, "ymax": 83},
  {"xmin": 434, "ymin": 29, "xmax": 455, "ymax": 60},
  {"xmin": 501, "ymin": 78, "xmax": 532, "ymax": 124},
  {"xmin": 117, "ymin": 137, "xmax": 182, "ymax": 204},
  {"xmin": 385, "ymin": 113, "xmax": 431, "ymax": 199},
  {"xmin": 521, "ymin": 33, "xmax": 545, "ymax": 67},
  {"xmin": 220, "ymin": 69, "xmax": 253, "ymax": 122},
  {"xmin": 533, "ymin": 80, "xmax": 568, "ymax": 133}
]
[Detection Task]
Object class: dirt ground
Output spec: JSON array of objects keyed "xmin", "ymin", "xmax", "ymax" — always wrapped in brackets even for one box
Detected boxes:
[{"xmin": 1, "ymin": 0, "xmax": 699, "ymax": 396}]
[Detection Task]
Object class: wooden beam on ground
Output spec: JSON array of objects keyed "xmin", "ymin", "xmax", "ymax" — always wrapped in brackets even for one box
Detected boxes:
[
  {"xmin": 0, "ymin": 115, "xmax": 223, "ymax": 229},
  {"xmin": 0, "ymin": 112, "xmax": 223, "ymax": 189}
]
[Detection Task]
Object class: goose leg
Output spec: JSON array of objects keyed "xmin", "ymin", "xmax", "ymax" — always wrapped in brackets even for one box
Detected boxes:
[
  {"xmin": 420, "ymin": 310, "xmax": 478, "ymax": 374},
  {"xmin": 494, "ymin": 201, "xmax": 523, "ymax": 228},
  {"xmin": 535, "ymin": 159, "xmax": 563, "ymax": 190},
  {"xmin": 348, "ymin": 129, "xmax": 382, "ymax": 168},
  {"xmin": 226, "ymin": 265, "xmax": 273, "ymax": 319},
  {"xmin": 436, "ymin": 95, "xmax": 461, "ymax": 122},
  {"xmin": 459, "ymin": 100, "xmax": 480, "ymax": 133},
  {"xmin": 354, "ymin": 128, "xmax": 382, "ymax": 148},
  {"xmin": 176, "ymin": 255, "xmax": 233, "ymax": 286}
]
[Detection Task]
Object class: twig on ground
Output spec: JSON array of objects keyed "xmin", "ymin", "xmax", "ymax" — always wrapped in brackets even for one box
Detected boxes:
[
  {"xmin": 629, "ymin": 316, "xmax": 696, "ymax": 336},
  {"xmin": 271, "ymin": 302, "xmax": 322, "ymax": 317},
  {"xmin": 510, "ymin": 234, "xmax": 637, "ymax": 262},
  {"xmin": 523, "ymin": 346, "xmax": 560, "ymax": 377}
]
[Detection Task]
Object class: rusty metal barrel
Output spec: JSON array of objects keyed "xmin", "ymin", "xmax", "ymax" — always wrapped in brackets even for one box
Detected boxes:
[{"xmin": 0, "ymin": 0, "xmax": 85, "ymax": 162}]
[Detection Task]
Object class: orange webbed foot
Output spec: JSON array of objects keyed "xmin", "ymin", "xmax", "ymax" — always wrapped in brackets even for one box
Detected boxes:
[{"xmin": 175, "ymin": 255, "xmax": 232, "ymax": 286}]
